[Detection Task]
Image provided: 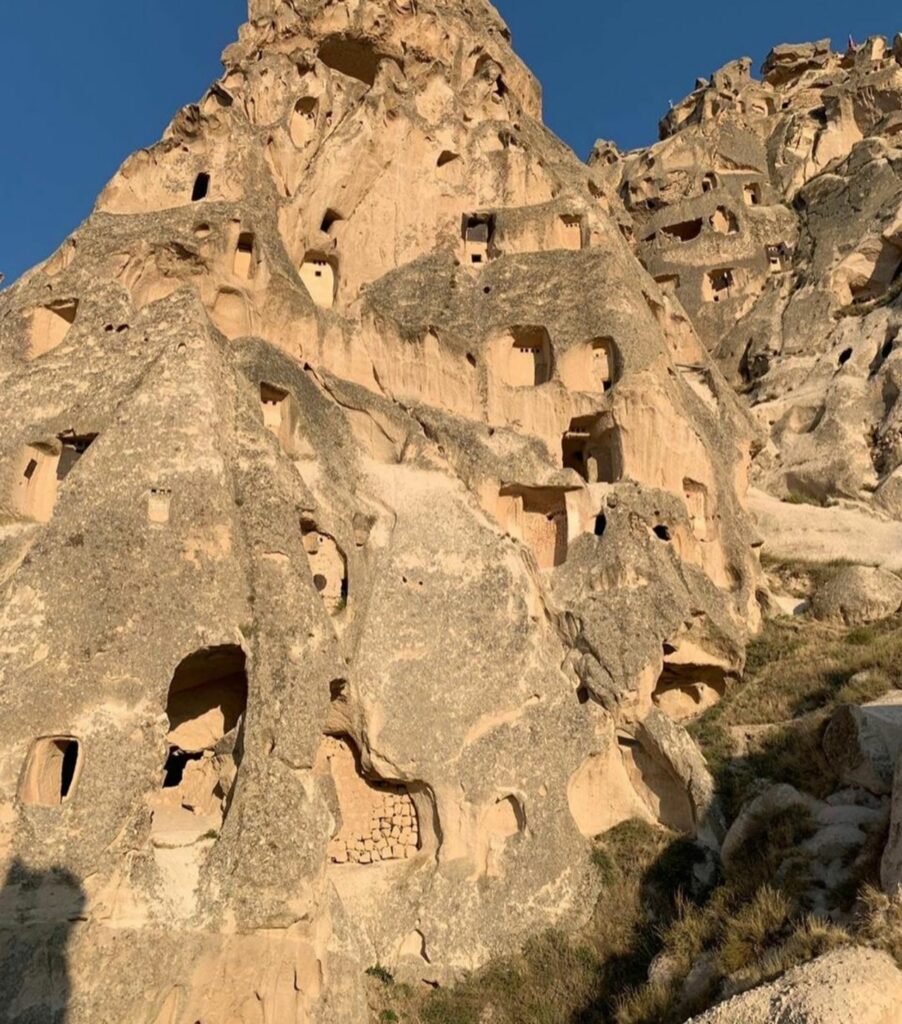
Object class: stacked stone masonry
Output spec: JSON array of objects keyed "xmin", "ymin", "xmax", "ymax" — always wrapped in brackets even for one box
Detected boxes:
[
  {"xmin": 320, "ymin": 736, "xmax": 420, "ymax": 864},
  {"xmin": 0, "ymin": 1, "xmax": 768, "ymax": 1020}
]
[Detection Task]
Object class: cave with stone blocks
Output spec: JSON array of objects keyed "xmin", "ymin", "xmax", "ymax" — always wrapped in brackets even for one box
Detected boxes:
[
  {"xmin": 149, "ymin": 645, "xmax": 248, "ymax": 845},
  {"xmin": 317, "ymin": 735, "xmax": 420, "ymax": 865}
]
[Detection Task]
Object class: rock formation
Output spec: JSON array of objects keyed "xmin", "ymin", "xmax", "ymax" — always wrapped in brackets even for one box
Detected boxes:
[
  {"xmin": 0, "ymin": 2, "xmax": 762, "ymax": 1021},
  {"xmin": 595, "ymin": 36, "xmax": 902, "ymax": 510},
  {"xmin": 686, "ymin": 947, "xmax": 902, "ymax": 1024}
]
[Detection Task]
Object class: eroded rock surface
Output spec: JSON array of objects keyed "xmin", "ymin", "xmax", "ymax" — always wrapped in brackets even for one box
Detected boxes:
[
  {"xmin": 0, "ymin": 2, "xmax": 761, "ymax": 1021},
  {"xmin": 596, "ymin": 36, "xmax": 902, "ymax": 511},
  {"xmin": 812, "ymin": 565, "xmax": 902, "ymax": 625},
  {"xmin": 686, "ymin": 947, "xmax": 902, "ymax": 1024}
]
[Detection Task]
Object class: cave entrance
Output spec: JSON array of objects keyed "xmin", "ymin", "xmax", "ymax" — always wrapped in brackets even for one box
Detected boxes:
[
  {"xmin": 56, "ymin": 433, "xmax": 97, "ymax": 481},
  {"xmin": 191, "ymin": 173, "xmax": 210, "ymax": 202},
  {"xmin": 150, "ymin": 645, "xmax": 247, "ymax": 845},
  {"xmin": 19, "ymin": 736, "xmax": 83, "ymax": 807},
  {"xmin": 301, "ymin": 520, "xmax": 348, "ymax": 615}
]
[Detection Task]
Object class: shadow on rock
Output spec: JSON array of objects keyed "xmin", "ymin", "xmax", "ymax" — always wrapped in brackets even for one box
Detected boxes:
[{"xmin": 0, "ymin": 858, "xmax": 85, "ymax": 1023}]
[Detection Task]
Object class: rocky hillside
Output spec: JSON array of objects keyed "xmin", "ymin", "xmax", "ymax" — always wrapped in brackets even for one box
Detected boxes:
[
  {"xmin": 594, "ymin": 38, "xmax": 902, "ymax": 511},
  {"xmin": 0, "ymin": 4, "xmax": 901, "ymax": 1024}
]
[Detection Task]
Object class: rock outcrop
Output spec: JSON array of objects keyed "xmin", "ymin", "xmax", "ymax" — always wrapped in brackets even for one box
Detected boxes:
[
  {"xmin": 812, "ymin": 565, "xmax": 902, "ymax": 625},
  {"xmin": 824, "ymin": 693, "xmax": 902, "ymax": 795},
  {"xmin": 686, "ymin": 947, "xmax": 902, "ymax": 1024},
  {"xmin": 0, "ymin": 2, "xmax": 761, "ymax": 1021},
  {"xmin": 596, "ymin": 36, "xmax": 902, "ymax": 510},
  {"xmin": 882, "ymin": 748, "xmax": 902, "ymax": 893}
]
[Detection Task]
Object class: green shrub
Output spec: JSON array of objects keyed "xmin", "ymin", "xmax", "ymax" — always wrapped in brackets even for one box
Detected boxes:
[{"xmin": 591, "ymin": 844, "xmax": 617, "ymax": 884}]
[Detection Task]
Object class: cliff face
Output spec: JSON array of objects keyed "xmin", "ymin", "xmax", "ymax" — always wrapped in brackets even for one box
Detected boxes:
[
  {"xmin": 0, "ymin": 2, "xmax": 762, "ymax": 1021},
  {"xmin": 597, "ymin": 36, "xmax": 902, "ymax": 511}
]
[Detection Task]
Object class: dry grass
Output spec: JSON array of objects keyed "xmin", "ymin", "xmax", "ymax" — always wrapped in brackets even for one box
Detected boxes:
[
  {"xmin": 857, "ymin": 886, "xmax": 902, "ymax": 965},
  {"xmin": 368, "ymin": 604, "xmax": 902, "ymax": 1024},
  {"xmin": 730, "ymin": 915, "xmax": 850, "ymax": 992},
  {"xmin": 369, "ymin": 810, "xmax": 829, "ymax": 1024},
  {"xmin": 719, "ymin": 615, "xmax": 900, "ymax": 724},
  {"xmin": 613, "ymin": 804, "xmax": 822, "ymax": 1023},
  {"xmin": 615, "ymin": 980, "xmax": 676, "ymax": 1024},
  {"xmin": 717, "ymin": 885, "xmax": 793, "ymax": 975},
  {"xmin": 689, "ymin": 614, "xmax": 902, "ymax": 813},
  {"xmin": 614, "ymin": 878, "xmax": 850, "ymax": 1023},
  {"xmin": 367, "ymin": 820, "xmax": 704, "ymax": 1024}
]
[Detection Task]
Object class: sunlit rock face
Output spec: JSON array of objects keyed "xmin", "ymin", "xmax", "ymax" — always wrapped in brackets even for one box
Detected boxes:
[
  {"xmin": 0, "ymin": 1, "xmax": 761, "ymax": 1020},
  {"xmin": 598, "ymin": 36, "xmax": 902, "ymax": 510}
]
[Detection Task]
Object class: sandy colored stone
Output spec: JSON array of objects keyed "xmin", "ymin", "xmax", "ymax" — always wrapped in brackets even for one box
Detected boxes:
[
  {"xmin": 594, "ymin": 39, "xmax": 902, "ymax": 513},
  {"xmin": 0, "ymin": 1, "xmax": 763, "ymax": 1020},
  {"xmin": 812, "ymin": 566, "xmax": 902, "ymax": 626},
  {"xmin": 824, "ymin": 693, "xmax": 902, "ymax": 795},
  {"xmin": 686, "ymin": 947, "xmax": 902, "ymax": 1024}
]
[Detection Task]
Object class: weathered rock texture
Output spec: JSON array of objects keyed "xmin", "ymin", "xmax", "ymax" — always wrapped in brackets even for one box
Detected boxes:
[
  {"xmin": 0, "ymin": 2, "xmax": 761, "ymax": 1021},
  {"xmin": 686, "ymin": 947, "xmax": 902, "ymax": 1024},
  {"xmin": 596, "ymin": 36, "xmax": 902, "ymax": 510},
  {"xmin": 812, "ymin": 565, "xmax": 902, "ymax": 624}
]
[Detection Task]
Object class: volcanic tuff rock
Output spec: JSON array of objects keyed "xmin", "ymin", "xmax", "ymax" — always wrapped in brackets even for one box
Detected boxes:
[
  {"xmin": 0, "ymin": 1, "xmax": 761, "ymax": 1021},
  {"xmin": 595, "ymin": 36, "xmax": 902, "ymax": 511},
  {"xmin": 811, "ymin": 564, "xmax": 902, "ymax": 624},
  {"xmin": 685, "ymin": 947, "xmax": 902, "ymax": 1024}
]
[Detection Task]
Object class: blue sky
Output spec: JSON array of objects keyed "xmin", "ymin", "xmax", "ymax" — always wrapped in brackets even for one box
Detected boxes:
[{"xmin": 1, "ymin": 1, "xmax": 897, "ymax": 286}]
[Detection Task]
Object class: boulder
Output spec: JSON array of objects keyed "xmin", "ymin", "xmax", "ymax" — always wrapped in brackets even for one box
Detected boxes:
[
  {"xmin": 812, "ymin": 566, "xmax": 902, "ymax": 626},
  {"xmin": 686, "ymin": 947, "xmax": 902, "ymax": 1023},
  {"xmin": 823, "ymin": 693, "xmax": 902, "ymax": 795},
  {"xmin": 720, "ymin": 784, "xmax": 818, "ymax": 873},
  {"xmin": 748, "ymin": 492, "xmax": 902, "ymax": 573},
  {"xmin": 637, "ymin": 708, "xmax": 724, "ymax": 848}
]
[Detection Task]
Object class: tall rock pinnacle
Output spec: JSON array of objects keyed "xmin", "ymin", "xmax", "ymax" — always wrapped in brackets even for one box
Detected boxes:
[{"xmin": 0, "ymin": 2, "xmax": 761, "ymax": 1020}]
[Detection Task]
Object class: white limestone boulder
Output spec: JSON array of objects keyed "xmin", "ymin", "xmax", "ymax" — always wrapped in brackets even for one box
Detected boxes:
[{"xmin": 824, "ymin": 692, "xmax": 902, "ymax": 795}]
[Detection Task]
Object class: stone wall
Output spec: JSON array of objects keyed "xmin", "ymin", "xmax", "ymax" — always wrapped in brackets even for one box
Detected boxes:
[{"xmin": 319, "ymin": 736, "xmax": 419, "ymax": 864}]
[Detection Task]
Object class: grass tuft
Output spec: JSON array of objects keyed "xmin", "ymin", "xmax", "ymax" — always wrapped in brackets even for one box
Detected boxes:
[{"xmin": 366, "ymin": 591, "xmax": 902, "ymax": 1024}]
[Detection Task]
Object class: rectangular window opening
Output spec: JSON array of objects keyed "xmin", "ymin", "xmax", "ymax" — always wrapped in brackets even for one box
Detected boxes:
[{"xmin": 192, "ymin": 173, "xmax": 210, "ymax": 202}]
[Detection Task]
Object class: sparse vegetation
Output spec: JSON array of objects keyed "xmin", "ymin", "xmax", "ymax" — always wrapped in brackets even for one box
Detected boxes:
[
  {"xmin": 367, "ymin": 820, "xmax": 702, "ymax": 1024},
  {"xmin": 689, "ymin": 613, "xmax": 902, "ymax": 813},
  {"xmin": 857, "ymin": 886, "xmax": 902, "ymax": 965},
  {"xmin": 367, "ymin": 812, "xmax": 832, "ymax": 1024},
  {"xmin": 367, "ymin": 593, "xmax": 902, "ymax": 1024}
]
